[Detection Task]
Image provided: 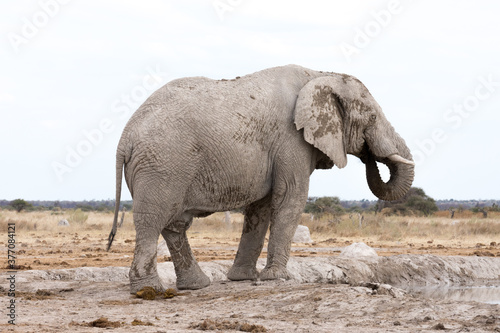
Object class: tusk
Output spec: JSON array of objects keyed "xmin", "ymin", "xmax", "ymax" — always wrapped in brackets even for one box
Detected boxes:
[{"xmin": 388, "ymin": 154, "xmax": 415, "ymax": 166}]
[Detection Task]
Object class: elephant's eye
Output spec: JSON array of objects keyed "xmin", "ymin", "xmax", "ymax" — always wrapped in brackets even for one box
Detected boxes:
[{"xmin": 370, "ymin": 114, "xmax": 377, "ymax": 121}]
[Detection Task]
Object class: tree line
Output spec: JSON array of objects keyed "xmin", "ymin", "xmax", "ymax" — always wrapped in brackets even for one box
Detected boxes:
[
  {"xmin": 0, "ymin": 199, "xmax": 132, "ymax": 213},
  {"xmin": 2, "ymin": 189, "xmax": 499, "ymax": 216}
]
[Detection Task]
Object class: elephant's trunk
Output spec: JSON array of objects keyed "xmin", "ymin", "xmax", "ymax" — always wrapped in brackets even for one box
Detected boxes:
[{"xmin": 365, "ymin": 152, "xmax": 415, "ymax": 201}]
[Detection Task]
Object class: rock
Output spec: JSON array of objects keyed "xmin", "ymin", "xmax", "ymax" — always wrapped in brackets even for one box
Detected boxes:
[
  {"xmin": 157, "ymin": 240, "xmax": 170, "ymax": 256},
  {"xmin": 292, "ymin": 225, "xmax": 312, "ymax": 243},
  {"xmin": 224, "ymin": 211, "xmax": 231, "ymax": 230},
  {"xmin": 339, "ymin": 242, "xmax": 378, "ymax": 258},
  {"xmin": 58, "ymin": 219, "xmax": 69, "ymax": 226}
]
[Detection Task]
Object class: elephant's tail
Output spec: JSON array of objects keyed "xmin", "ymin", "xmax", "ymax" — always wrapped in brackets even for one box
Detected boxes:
[{"xmin": 107, "ymin": 147, "xmax": 125, "ymax": 251}]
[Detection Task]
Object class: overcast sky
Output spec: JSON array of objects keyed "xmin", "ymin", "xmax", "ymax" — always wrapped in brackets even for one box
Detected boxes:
[{"xmin": 1, "ymin": 0, "xmax": 499, "ymax": 201}]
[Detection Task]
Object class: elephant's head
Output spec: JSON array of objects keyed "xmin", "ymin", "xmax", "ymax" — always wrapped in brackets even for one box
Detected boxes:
[{"xmin": 294, "ymin": 74, "xmax": 414, "ymax": 201}]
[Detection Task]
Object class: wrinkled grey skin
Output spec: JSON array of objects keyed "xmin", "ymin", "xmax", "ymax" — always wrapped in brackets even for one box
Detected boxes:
[{"xmin": 107, "ymin": 65, "xmax": 414, "ymax": 293}]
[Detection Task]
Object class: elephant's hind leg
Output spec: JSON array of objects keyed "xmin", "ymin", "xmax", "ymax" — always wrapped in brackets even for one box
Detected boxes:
[
  {"xmin": 129, "ymin": 211, "xmax": 165, "ymax": 294},
  {"xmin": 227, "ymin": 194, "xmax": 272, "ymax": 281},
  {"xmin": 161, "ymin": 224, "xmax": 210, "ymax": 290}
]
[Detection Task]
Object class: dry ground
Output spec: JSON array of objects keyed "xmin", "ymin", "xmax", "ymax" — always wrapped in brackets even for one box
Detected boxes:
[
  {"xmin": 1, "ymin": 210, "xmax": 499, "ymax": 271},
  {"xmin": 3, "ymin": 278, "xmax": 500, "ymax": 332},
  {"xmin": 0, "ymin": 210, "xmax": 499, "ymax": 332}
]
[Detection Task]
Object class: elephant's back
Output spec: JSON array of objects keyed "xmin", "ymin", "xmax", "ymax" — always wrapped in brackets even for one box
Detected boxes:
[{"xmin": 128, "ymin": 65, "xmax": 318, "ymax": 122}]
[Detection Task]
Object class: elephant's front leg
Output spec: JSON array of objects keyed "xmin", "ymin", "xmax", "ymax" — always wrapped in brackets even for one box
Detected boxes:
[
  {"xmin": 129, "ymin": 214, "xmax": 165, "ymax": 294},
  {"xmin": 259, "ymin": 175, "xmax": 309, "ymax": 281},
  {"xmin": 161, "ymin": 227, "xmax": 210, "ymax": 290},
  {"xmin": 227, "ymin": 195, "xmax": 272, "ymax": 281}
]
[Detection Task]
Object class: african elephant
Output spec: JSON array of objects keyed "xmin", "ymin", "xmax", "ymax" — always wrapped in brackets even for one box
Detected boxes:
[{"xmin": 107, "ymin": 65, "xmax": 414, "ymax": 293}]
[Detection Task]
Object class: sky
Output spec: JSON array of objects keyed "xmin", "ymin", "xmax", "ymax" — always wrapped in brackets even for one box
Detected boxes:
[{"xmin": 1, "ymin": 0, "xmax": 499, "ymax": 201}]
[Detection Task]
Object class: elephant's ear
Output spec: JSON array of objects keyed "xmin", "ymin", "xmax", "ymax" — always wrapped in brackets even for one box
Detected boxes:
[{"xmin": 294, "ymin": 77, "xmax": 347, "ymax": 168}]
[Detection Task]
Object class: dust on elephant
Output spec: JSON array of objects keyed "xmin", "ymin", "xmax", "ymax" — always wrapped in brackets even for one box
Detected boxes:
[{"xmin": 107, "ymin": 65, "xmax": 414, "ymax": 293}]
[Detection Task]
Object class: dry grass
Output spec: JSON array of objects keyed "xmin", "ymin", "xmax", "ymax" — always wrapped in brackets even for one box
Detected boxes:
[
  {"xmin": 0, "ymin": 208, "xmax": 498, "ymax": 270},
  {"xmin": 1, "ymin": 209, "xmax": 498, "ymax": 247},
  {"xmin": 0, "ymin": 209, "xmax": 134, "ymax": 235},
  {"xmin": 301, "ymin": 212, "xmax": 500, "ymax": 244},
  {"xmin": 189, "ymin": 212, "xmax": 244, "ymax": 238}
]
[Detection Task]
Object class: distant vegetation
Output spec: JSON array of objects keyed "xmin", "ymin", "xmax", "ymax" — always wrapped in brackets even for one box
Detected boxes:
[
  {"xmin": 305, "ymin": 196, "xmax": 346, "ymax": 216},
  {"xmin": 375, "ymin": 187, "xmax": 438, "ymax": 216},
  {"xmin": 0, "ymin": 199, "xmax": 132, "ymax": 213},
  {"xmin": 304, "ymin": 187, "xmax": 439, "ymax": 218},
  {"xmin": 68, "ymin": 208, "xmax": 89, "ymax": 224},
  {"xmin": 0, "ymin": 189, "xmax": 499, "ymax": 218},
  {"xmin": 304, "ymin": 188, "xmax": 498, "ymax": 218},
  {"xmin": 9, "ymin": 199, "xmax": 33, "ymax": 212}
]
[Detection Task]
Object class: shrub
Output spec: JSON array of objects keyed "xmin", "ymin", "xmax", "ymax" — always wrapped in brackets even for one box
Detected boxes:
[
  {"xmin": 50, "ymin": 207, "xmax": 63, "ymax": 215},
  {"xmin": 377, "ymin": 187, "xmax": 438, "ymax": 216},
  {"xmin": 68, "ymin": 208, "xmax": 88, "ymax": 224},
  {"xmin": 305, "ymin": 197, "xmax": 344, "ymax": 217},
  {"xmin": 10, "ymin": 199, "xmax": 32, "ymax": 213}
]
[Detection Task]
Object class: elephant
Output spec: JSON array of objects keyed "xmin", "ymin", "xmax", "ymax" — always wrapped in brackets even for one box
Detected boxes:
[{"xmin": 107, "ymin": 65, "xmax": 415, "ymax": 293}]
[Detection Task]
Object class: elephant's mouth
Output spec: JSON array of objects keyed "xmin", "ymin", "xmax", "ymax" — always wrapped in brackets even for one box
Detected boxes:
[{"xmin": 360, "ymin": 145, "xmax": 415, "ymax": 201}]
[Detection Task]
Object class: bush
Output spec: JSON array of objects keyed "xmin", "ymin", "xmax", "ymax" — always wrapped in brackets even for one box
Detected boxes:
[
  {"xmin": 406, "ymin": 195, "xmax": 438, "ymax": 216},
  {"xmin": 490, "ymin": 203, "xmax": 500, "ymax": 212},
  {"xmin": 377, "ymin": 187, "xmax": 438, "ymax": 216},
  {"xmin": 10, "ymin": 199, "xmax": 32, "ymax": 213},
  {"xmin": 305, "ymin": 197, "xmax": 344, "ymax": 217},
  {"xmin": 50, "ymin": 207, "xmax": 63, "ymax": 215},
  {"xmin": 68, "ymin": 208, "xmax": 88, "ymax": 224}
]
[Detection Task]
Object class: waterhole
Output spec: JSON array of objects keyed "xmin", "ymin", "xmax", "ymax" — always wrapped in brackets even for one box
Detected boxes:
[{"xmin": 407, "ymin": 284, "xmax": 500, "ymax": 305}]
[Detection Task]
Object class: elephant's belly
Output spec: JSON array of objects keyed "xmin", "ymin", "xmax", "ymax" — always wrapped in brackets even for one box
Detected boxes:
[{"xmin": 186, "ymin": 155, "xmax": 273, "ymax": 212}]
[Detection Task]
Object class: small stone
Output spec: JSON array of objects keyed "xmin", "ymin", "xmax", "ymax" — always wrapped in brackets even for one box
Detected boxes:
[
  {"xmin": 339, "ymin": 242, "xmax": 378, "ymax": 257},
  {"xmin": 58, "ymin": 219, "xmax": 69, "ymax": 226},
  {"xmin": 157, "ymin": 240, "xmax": 171, "ymax": 256},
  {"xmin": 292, "ymin": 225, "xmax": 313, "ymax": 243}
]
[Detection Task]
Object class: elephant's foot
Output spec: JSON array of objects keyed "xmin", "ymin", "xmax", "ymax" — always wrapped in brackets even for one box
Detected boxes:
[
  {"xmin": 259, "ymin": 265, "xmax": 291, "ymax": 281},
  {"xmin": 176, "ymin": 264, "xmax": 210, "ymax": 290},
  {"xmin": 129, "ymin": 274, "xmax": 165, "ymax": 294},
  {"xmin": 227, "ymin": 265, "xmax": 258, "ymax": 281}
]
